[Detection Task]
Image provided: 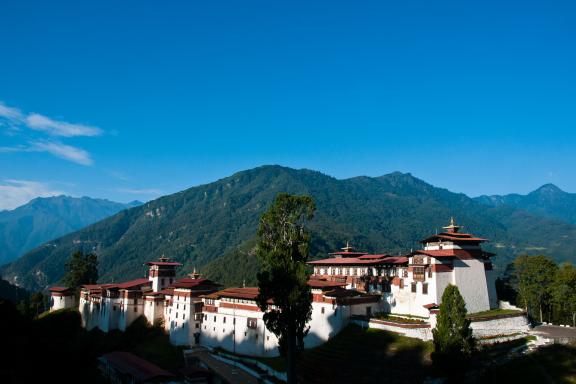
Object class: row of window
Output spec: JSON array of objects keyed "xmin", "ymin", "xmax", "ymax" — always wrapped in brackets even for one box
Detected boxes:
[
  {"xmin": 202, "ymin": 314, "xmax": 258, "ymax": 328},
  {"xmin": 410, "ymin": 282, "xmax": 428, "ymax": 294}
]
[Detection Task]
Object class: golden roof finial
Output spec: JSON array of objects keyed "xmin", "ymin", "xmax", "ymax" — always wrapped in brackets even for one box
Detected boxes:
[
  {"xmin": 443, "ymin": 217, "xmax": 461, "ymax": 233},
  {"xmin": 341, "ymin": 241, "xmax": 354, "ymax": 252}
]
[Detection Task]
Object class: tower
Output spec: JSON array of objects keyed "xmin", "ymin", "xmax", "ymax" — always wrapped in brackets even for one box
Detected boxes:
[{"xmin": 145, "ymin": 255, "xmax": 182, "ymax": 292}]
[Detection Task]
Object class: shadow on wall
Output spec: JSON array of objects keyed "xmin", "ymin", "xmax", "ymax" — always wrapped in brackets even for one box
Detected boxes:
[{"xmin": 304, "ymin": 307, "xmax": 346, "ymax": 349}]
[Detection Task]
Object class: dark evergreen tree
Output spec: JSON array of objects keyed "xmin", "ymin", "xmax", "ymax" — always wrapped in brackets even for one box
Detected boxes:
[
  {"xmin": 255, "ymin": 193, "xmax": 315, "ymax": 384},
  {"xmin": 62, "ymin": 251, "xmax": 99, "ymax": 294},
  {"xmin": 514, "ymin": 255, "xmax": 558, "ymax": 322},
  {"xmin": 432, "ymin": 284, "xmax": 474, "ymax": 374}
]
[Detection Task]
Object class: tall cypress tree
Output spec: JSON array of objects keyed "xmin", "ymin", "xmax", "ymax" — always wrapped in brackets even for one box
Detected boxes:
[
  {"xmin": 432, "ymin": 284, "xmax": 474, "ymax": 372},
  {"xmin": 62, "ymin": 251, "xmax": 99, "ymax": 295},
  {"xmin": 256, "ymin": 193, "xmax": 315, "ymax": 384}
]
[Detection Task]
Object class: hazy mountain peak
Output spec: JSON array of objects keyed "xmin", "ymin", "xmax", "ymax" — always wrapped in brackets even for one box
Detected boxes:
[
  {"xmin": 532, "ymin": 183, "xmax": 564, "ymax": 195},
  {"xmin": 0, "ymin": 196, "xmax": 139, "ymax": 266}
]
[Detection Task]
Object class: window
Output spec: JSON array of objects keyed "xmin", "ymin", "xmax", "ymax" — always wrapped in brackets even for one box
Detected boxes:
[
  {"xmin": 247, "ymin": 318, "xmax": 257, "ymax": 329},
  {"xmin": 422, "ymin": 283, "xmax": 428, "ymax": 295},
  {"xmin": 413, "ymin": 255, "xmax": 424, "ymax": 265},
  {"xmin": 411, "ymin": 283, "xmax": 417, "ymax": 293},
  {"xmin": 196, "ymin": 323, "xmax": 199, "ymax": 329},
  {"xmin": 177, "ymin": 303, "xmax": 179, "ymax": 309},
  {"xmin": 161, "ymin": 278, "xmax": 165, "ymax": 286},
  {"xmin": 223, "ymin": 317, "xmax": 226, "ymax": 324},
  {"xmin": 176, "ymin": 313, "xmax": 179, "ymax": 319},
  {"xmin": 183, "ymin": 305, "xmax": 186, "ymax": 311},
  {"xmin": 204, "ymin": 314, "xmax": 207, "ymax": 320},
  {"xmin": 403, "ymin": 269, "xmax": 408, "ymax": 278},
  {"xmin": 428, "ymin": 267, "xmax": 433, "ymax": 278},
  {"xmin": 183, "ymin": 314, "xmax": 186, "ymax": 320},
  {"xmin": 413, "ymin": 267, "xmax": 425, "ymax": 282},
  {"xmin": 133, "ymin": 298, "xmax": 137, "ymax": 305},
  {"xmin": 214, "ymin": 316, "xmax": 216, "ymax": 322},
  {"xmin": 113, "ymin": 306, "xmax": 117, "ymax": 311},
  {"xmin": 321, "ymin": 307, "xmax": 325, "ymax": 314}
]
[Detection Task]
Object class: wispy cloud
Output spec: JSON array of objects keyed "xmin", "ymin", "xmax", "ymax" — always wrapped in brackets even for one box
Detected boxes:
[
  {"xmin": 30, "ymin": 141, "xmax": 93, "ymax": 165},
  {"xmin": 0, "ymin": 103, "xmax": 23, "ymax": 120},
  {"xmin": 0, "ymin": 101, "xmax": 102, "ymax": 165},
  {"xmin": 0, "ymin": 179, "xmax": 65, "ymax": 210},
  {"xmin": 0, "ymin": 102, "xmax": 102, "ymax": 138},
  {"xmin": 26, "ymin": 113, "xmax": 102, "ymax": 137},
  {"xmin": 0, "ymin": 140, "xmax": 94, "ymax": 166}
]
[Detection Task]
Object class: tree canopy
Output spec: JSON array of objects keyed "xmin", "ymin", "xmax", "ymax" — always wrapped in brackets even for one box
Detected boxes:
[
  {"xmin": 432, "ymin": 284, "xmax": 474, "ymax": 373},
  {"xmin": 256, "ymin": 193, "xmax": 316, "ymax": 384},
  {"xmin": 62, "ymin": 251, "xmax": 99, "ymax": 293},
  {"xmin": 514, "ymin": 255, "xmax": 558, "ymax": 322}
]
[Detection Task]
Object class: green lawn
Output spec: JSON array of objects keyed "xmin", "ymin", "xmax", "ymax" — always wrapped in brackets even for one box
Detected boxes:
[
  {"xmin": 467, "ymin": 308, "xmax": 524, "ymax": 319},
  {"xmin": 256, "ymin": 325, "xmax": 434, "ymax": 384},
  {"xmin": 374, "ymin": 313, "xmax": 427, "ymax": 324},
  {"xmin": 477, "ymin": 343, "xmax": 576, "ymax": 384}
]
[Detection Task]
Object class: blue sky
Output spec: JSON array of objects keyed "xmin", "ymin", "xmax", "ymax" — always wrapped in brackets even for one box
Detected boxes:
[{"xmin": 1, "ymin": 0, "xmax": 575, "ymax": 209}]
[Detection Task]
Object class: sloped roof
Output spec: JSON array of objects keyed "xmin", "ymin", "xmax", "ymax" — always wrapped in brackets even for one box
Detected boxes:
[{"xmin": 99, "ymin": 351, "xmax": 174, "ymax": 382}]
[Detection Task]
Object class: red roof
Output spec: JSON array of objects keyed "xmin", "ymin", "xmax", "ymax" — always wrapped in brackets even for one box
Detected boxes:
[
  {"xmin": 309, "ymin": 255, "xmax": 408, "ymax": 266},
  {"xmin": 423, "ymin": 303, "xmax": 439, "ymax": 309},
  {"xmin": 144, "ymin": 261, "xmax": 182, "ymax": 266},
  {"xmin": 49, "ymin": 286, "xmax": 72, "ymax": 293},
  {"xmin": 328, "ymin": 251, "xmax": 368, "ymax": 257},
  {"xmin": 410, "ymin": 249, "xmax": 495, "ymax": 259},
  {"xmin": 117, "ymin": 278, "xmax": 151, "ymax": 290},
  {"xmin": 205, "ymin": 287, "xmax": 261, "ymax": 300},
  {"xmin": 420, "ymin": 232, "xmax": 487, "ymax": 244},
  {"xmin": 81, "ymin": 284, "xmax": 101, "ymax": 290},
  {"xmin": 99, "ymin": 351, "xmax": 174, "ymax": 382},
  {"xmin": 307, "ymin": 279, "xmax": 348, "ymax": 289},
  {"xmin": 172, "ymin": 278, "xmax": 221, "ymax": 290},
  {"xmin": 357, "ymin": 254, "xmax": 390, "ymax": 259}
]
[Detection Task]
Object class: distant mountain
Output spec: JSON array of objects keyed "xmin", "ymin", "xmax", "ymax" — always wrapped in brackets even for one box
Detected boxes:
[
  {"xmin": 2, "ymin": 166, "xmax": 576, "ymax": 291},
  {"xmin": 475, "ymin": 184, "xmax": 576, "ymax": 225},
  {"xmin": 0, "ymin": 196, "xmax": 141, "ymax": 266}
]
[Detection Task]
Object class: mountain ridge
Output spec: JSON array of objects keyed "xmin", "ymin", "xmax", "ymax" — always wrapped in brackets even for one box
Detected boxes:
[
  {"xmin": 0, "ymin": 196, "xmax": 141, "ymax": 266},
  {"xmin": 2, "ymin": 165, "xmax": 575, "ymax": 290},
  {"xmin": 475, "ymin": 183, "xmax": 576, "ymax": 225}
]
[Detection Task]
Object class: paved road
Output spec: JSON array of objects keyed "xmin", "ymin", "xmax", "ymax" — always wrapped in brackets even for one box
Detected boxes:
[
  {"xmin": 188, "ymin": 348, "xmax": 260, "ymax": 384},
  {"xmin": 531, "ymin": 324, "xmax": 576, "ymax": 339}
]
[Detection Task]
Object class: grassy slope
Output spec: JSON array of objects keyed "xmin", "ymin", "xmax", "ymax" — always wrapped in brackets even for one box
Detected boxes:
[
  {"xmin": 257, "ymin": 325, "xmax": 434, "ymax": 384},
  {"xmin": 478, "ymin": 343, "xmax": 576, "ymax": 384}
]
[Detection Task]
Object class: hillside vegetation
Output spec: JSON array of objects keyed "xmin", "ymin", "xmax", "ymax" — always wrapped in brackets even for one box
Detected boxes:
[{"xmin": 2, "ymin": 165, "xmax": 576, "ymax": 290}]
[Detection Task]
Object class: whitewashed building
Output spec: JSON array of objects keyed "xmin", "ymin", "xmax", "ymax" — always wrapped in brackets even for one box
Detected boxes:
[
  {"xmin": 48, "ymin": 286, "xmax": 76, "ymax": 311},
  {"xmin": 49, "ymin": 219, "xmax": 507, "ymax": 354},
  {"xmin": 199, "ymin": 279, "xmax": 380, "ymax": 357},
  {"xmin": 76, "ymin": 256, "xmax": 220, "ymax": 345},
  {"xmin": 309, "ymin": 219, "xmax": 498, "ymax": 318}
]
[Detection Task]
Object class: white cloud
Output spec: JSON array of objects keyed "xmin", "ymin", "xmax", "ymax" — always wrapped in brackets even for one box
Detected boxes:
[
  {"xmin": 0, "ymin": 101, "xmax": 102, "ymax": 138},
  {"xmin": 0, "ymin": 141, "xmax": 94, "ymax": 166},
  {"xmin": 30, "ymin": 141, "xmax": 94, "ymax": 166},
  {"xmin": 0, "ymin": 179, "xmax": 65, "ymax": 210},
  {"xmin": 0, "ymin": 101, "xmax": 102, "ymax": 165},
  {"xmin": 0, "ymin": 103, "xmax": 23, "ymax": 120},
  {"xmin": 26, "ymin": 113, "xmax": 102, "ymax": 137}
]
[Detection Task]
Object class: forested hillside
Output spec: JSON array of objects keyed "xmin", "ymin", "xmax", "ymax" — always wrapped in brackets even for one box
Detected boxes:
[{"xmin": 2, "ymin": 165, "xmax": 575, "ymax": 290}]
